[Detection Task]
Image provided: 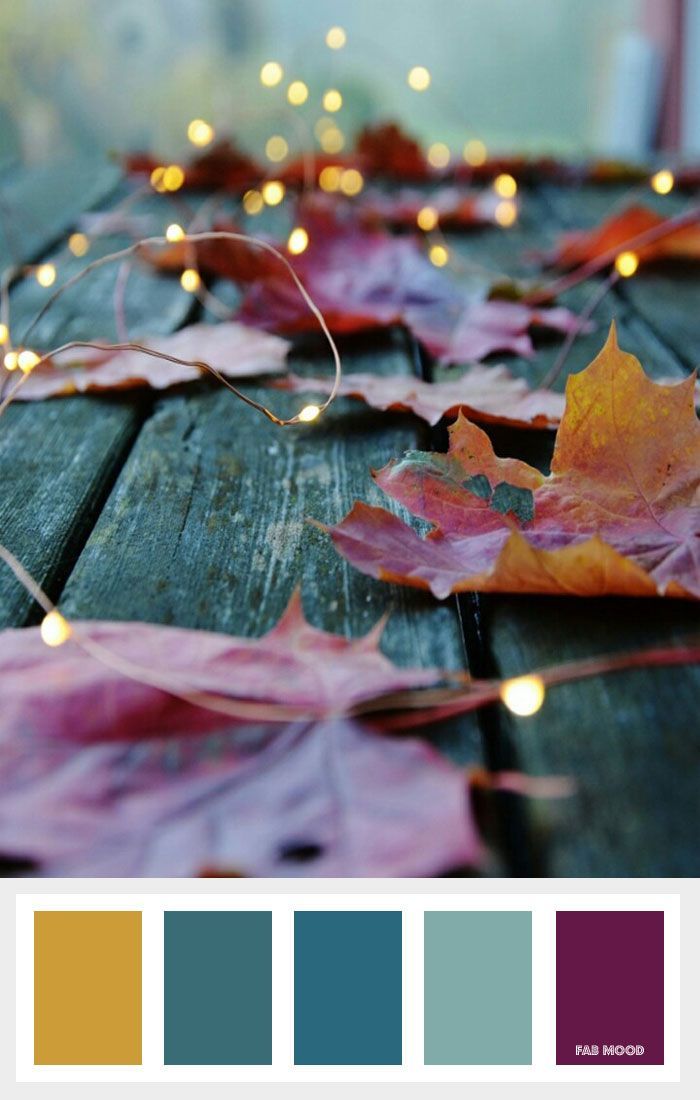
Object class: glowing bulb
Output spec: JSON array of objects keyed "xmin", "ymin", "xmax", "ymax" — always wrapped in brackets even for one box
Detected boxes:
[
  {"xmin": 243, "ymin": 189, "xmax": 264, "ymax": 215},
  {"xmin": 339, "ymin": 168, "xmax": 364, "ymax": 196},
  {"xmin": 150, "ymin": 166, "xmax": 166, "ymax": 192},
  {"xmin": 322, "ymin": 88, "xmax": 343, "ymax": 113},
  {"xmin": 494, "ymin": 200, "xmax": 517, "ymax": 227},
  {"xmin": 416, "ymin": 205, "xmax": 439, "ymax": 231},
  {"xmin": 494, "ymin": 173, "xmax": 517, "ymax": 198},
  {"xmin": 265, "ymin": 135, "xmax": 289, "ymax": 162},
  {"xmin": 298, "ymin": 404, "xmax": 320, "ymax": 422},
  {"xmin": 326, "ymin": 26, "xmax": 346, "ymax": 49},
  {"xmin": 615, "ymin": 251, "xmax": 639, "ymax": 278},
  {"xmin": 260, "ymin": 61, "xmax": 284, "ymax": 87},
  {"xmin": 319, "ymin": 126, "xmax": 344, "ymax": 154},
  {"xmin": 0, "ymin": 323, "xmax": 8, "ymax": 344},
  {"xmin": 40, "ymin": 609, "xmax": 72, "ymax": 647},
  {"xmin": 4, "ymin": 351, "xmax": 18, "ymax": 371},
  {"xmin": 68, "ymin": 232, "xmax": 89, "ymax": 256},
  {"xmin": 429, "ymin": 244, "xmax": 449, "ymax": 267},
  {"xmin": 463, "ymin": 139, "xmax": 487, "ymax": 166},
  {"xmin": 318, "ymin": 165, "xmax": 342, "ymax": 192},
  {"xmin": 427, "ymin": 142, "xmax": 450, "ymax": 169},
  {"xmin": 314, "ymin": 116, "xmax": 334, "ymax": 139},
  {"xmin": 18, "ymin": 349, "xmax": 40, "ymax": 373},
  {"xmin": 180, "ymin": 268, "xmax": 201, "ymax": 292},
  {"xmin": 187, "ymin": 118, "xmax": 215, "ymax": 147},
  {"xmin": 407, "ymin": 65, "xmax": 431, "ymax": 91},
  {"xmin": 162, "ymin": 165, "xmax": 185, "ymax": 192},
  {"xmin": 287, "ymin": 80, "xmax": 309, "ymax": 105},
  {"xmin": 35, "ymin": 263, "xmax": 56, "ymax": 287},
  {"xmin": 261, "ymin": 180, "xmax": 285, "ymax": 206},
  {"xmin": 500, "ymin": 674, "xmax": 545, "ymax": 717},
  {"xmin": 651, "ymin": 169, "xmax": 674, "ymax": 195},
  {"xmin": 287, "ymin": 226, "xmax": 309, "ymax": 255},
  {"xmin": 166, "ymin": 223, "xmax": 185, "ymax": 242}
]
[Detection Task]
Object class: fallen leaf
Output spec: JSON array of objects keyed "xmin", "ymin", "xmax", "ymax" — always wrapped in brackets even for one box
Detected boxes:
[
  {"xmin": 123, "ymin": 139, "xmax": 263, "ymax": 193},
  {"xmin": 14, "ymin": 322, "xmax": 289, "ymax": 399},
  {"xmin": 325, "ymin": 326, "xmax": 700, "ymax": 599},
  {"xmin": 277, "ymin": 366, "xmax": 565, "ymax": 429},
  {"xmin": 280, "ymin": 153, "xmax": 365, "ymax": 188},
  {"xmin": 355, "ymin": 122, "xmax": 430, "ymax": 180},
  {"xmin": 549, "ymin": 203, "xmax": 700, "ymax": 268},
  {"xmin": 142, "ymin": 221, "xmax": 279, "ymax": 283}
]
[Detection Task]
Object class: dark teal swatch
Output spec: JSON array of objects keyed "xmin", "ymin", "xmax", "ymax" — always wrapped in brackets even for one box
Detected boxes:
[
  {"xmin": 424, "ymin": 911, "xmax": 532, "ymax": 1064},
  {"xmin": 164, "ymin": 911, "xmax": 272, "ymax": 1065},
  {"xmin": 294, "ymin": 911, "xmax": 402, "ymax": 1065}
]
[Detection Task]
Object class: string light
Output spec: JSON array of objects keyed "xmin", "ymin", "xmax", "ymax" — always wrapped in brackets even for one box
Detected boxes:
[
  {"xmin": 265, "ymin": 135, "xmax": 289, "ymax": 162},
  {"xmin": 339, "ymin": 168, "xmax": 364, "ymax": 195},
  {"xmin": 0, "ymin": 323, "xmax": 9, "ymax": 344},
  {"xmin": 494, "ymin": 200, "xmax": 517, "ymax": 227},
  {"xmin": 287, "ymin": 80, "xmax": 309, "ymax": 105},
  {"xmin": 180, "ymin": 268, "xmax": 201, "ymax": 292},
  {"xmin": 260, "ymin": 61, "xmax": 284, "ymax": 87},
  {"xmin": 314, "ymin": 116, "xmax": 334, "ymax": 139},
  {"xmin": 68, "ymin": 232, "xmax": 89, "ymax": 256},
  {"xmin": 407, "ymin": 65, "xmax": 431, "ymax": 91},
  {"xmin": 322, "ymin": 88, "xmax": 343, "ymax": 112},
  {"xmin": 3, "ymin": 351, "xmax": 18, "ymax": 371},
  {"xmin": 150, "ymin": 166, "xmax": 166, "ymax": 192},
  {"xmin": 463, "ymin": 139, "xmax": 487, "ymax": 166},
  {"xmin": 494, "ymin": 173, "xmax": 517, "ymax": 198},
  {"xmin": 427, "ymin": 142, "xmax": 450, "ymax": 169},
  {"xmin": 651, "ymin": 169, "xmax": 674, "ymax": 195},
  {"xmin": 319, "ymin": 126, "xmax": 344, "ymax": 153},
  {"xmin": 298, "ymin": 404, "xmax": 320, "ymax": 422},
  {"xmin": 287, "ymin": 226, "xmax": 309, "ymax": 255},
  {"xmin": 18, "ymin": 349, "xmax": 40, "ymax": 373},
  {"xmin": 499, "ymin": 674, "xmax": 545, "ymax": 716},
  {"xmin": 318, "ymin": 165, "xmax": 342, "ymax": 191},
  {"xmin": 261, "ymin": 180, "xmax": 286, "ymax": 206},
  {"xmin": 166, "ymin": 223, "xmax": 185, "ymax": 242},
  {"xmin": 243, "ymin": 189, "xmax": 264, "ymax": 215},
  {"xmin": 615, "ymin": 251, "xmax": 639, "ymax": 277},
  {"xmin": 325, "ymin": 26, "xmax": 346, "ymax": 49},
  {"xmin": 429, "ymin": 244, "xmax": 449, "ymax": 267},
  {"xmin": 187, "ymin": 118, "xmax": 215, "ymax": 147},
  {"xmin": 162, "ymin": 165, "xmax": 185, "ymax": 192},
  {"xmin": 416, "ymin": 206, "xmax": 439, "ymax": 231},
  {"xmin": 40, "ymin": 609, "xmax": 72, "ymax": 647},
  {"xmin": 35, "ymin": 263, "xmax": 57, "ymax": 287}
]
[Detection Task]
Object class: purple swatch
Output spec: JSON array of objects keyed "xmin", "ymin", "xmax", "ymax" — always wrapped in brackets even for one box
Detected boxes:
[{"xmin": 556, "ymin": 911, "xmax": 664, "ymax": 1065}]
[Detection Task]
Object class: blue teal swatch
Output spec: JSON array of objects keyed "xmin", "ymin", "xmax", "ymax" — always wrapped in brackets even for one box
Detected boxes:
[
  {"xmin": 164, "ymin": 911, "xmax": 272, "ymax": 1065},
  {"xmin": 294, "ymin": 911, "xmax": 402, "ymax": 1065},
  {"xmin": 424, "ymin": 911, "xmax": 532, "ymax": 1064}
]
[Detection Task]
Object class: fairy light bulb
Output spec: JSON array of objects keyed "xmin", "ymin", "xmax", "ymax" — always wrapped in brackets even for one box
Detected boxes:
[
  {"xmin": 150, "ymin": 166, "xmax": 166, "ymax": 192},
  {"xmin": 407, "ymin": 65, "xmax": 431, "ymax": 91},
  {"xmin": 298, "ymin": 404, "xmax": 320, "ymax": 422},
  {"xmin": 326, "ymin": 26, "xmax": 346, "ymax": 49},
  {"xmin": 322, "ymin": 88, "xmax": 343, "ymax": 112},
  {"xmin": 68, "ymin": 232, "xmax": 89, "ymax": 256},
  {"xmin": 180, "ymin": 268, "xmax": 201, "ymax": 292},
  {"xmin": 0, "ymin": 323, "xmax": 8, "ymax": 344},
  {"xmin": 18, "ymin": 349, "xmax": 40, "ymax": 373},
  {"xmin": 265, "ymin": 135, "xmax": 289, "ymax": 162},
  {"xmin": 166, "ymin": 223, "xmax": 185, "ymax": 242},
  {"xmin": 243, "ymin": 189, "xmax": 264, "ymax": 215},
  {"xmin": 40, "ymin": 609, "xmax": 72, "ymax": 647},
  {"xmin": 162, "ymin": 165, "xmax": 185, "ymax": 192},
  {"xmin": 615, "ymin": 251, "xmax": 639, "ymax": 277},
  {"xmin": 417, "ymin": 205, "xmax": 439, "ymax": 231},
  {"xmin": 318, "ymin": 165, "xmax": 342, "ymax": 192},
  {"xmin": 35, "ymin": 263, "xmax": 56, "ymax": 287},
  {"xmin": 260, "ymin": 61, "xmax": 283, "ymax": 87},
  {"xmin": 287, "ymin": 80, "xmax": 309, "ymax": 105},
  {"xmin": 187, "ymin": 118, "xmax": 215, "ymax": 147},
  {"xmin": 4, "ymin": 351, "xmax": 18, "ymax": 371},
  {"xmin": 500, "ymin": 675, "xmax": 545, "ymax": 716},
  {"xmin": 494, "ymin": 200, "xmax": 517, "ymax": 227},
  {"xmin": 494, "ymin": 173, "xmax": 517, "ymax": 198},
  {"xmin": 314, "ymin": 116, "xmax": 334, "ymax": 140},
  {"xmin": 261, "ymin": 180, "xmax": 285, "ymax": 206},
  {"xmin": 339, "ymin": 168, "xmax": 364, "ymax": 196},
  {"xmin": 429, "ymin": 244, "xmax": 449, "ymax": 267},
  {"xmin": 319, "ymin": 126, "xmax": 344, "ymax": 153},
  {"xmin": 651, "ymin": 169, "xmax": 674, "ymax": 195},
  {"xmin": 463, "ymin": 139, "xmax": 487, "ymax": 166},
  {"xmin": 287, "ymin": 226, "xmax": 309, "ymax": 255},
  {"xmin": 427, "ymin": 142, "xmax": 450, "ymax": 169}
]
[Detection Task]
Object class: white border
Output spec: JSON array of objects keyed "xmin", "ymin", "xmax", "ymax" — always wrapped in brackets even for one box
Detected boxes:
[{"xmin": 16, "ymin": 892, "xmax": 680, "ymax": 1083}]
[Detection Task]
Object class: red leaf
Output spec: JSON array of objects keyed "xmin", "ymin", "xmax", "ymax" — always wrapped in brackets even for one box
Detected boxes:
[
  {"xmin": 123, "ymin": 139, "xmax": 263, "ymax": 194},
  {"xmin": 549, "ymin": 204, "xmax": 700, "ymax": 268},
  {"xmin": 355, "ymin": 121, "xmax": 430, "ymax": 180}
]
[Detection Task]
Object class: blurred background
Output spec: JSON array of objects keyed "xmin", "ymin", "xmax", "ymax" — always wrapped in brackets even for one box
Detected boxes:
[{"xmin": 0, "ymin": 0, "xmax": 698, "ymax": 167}]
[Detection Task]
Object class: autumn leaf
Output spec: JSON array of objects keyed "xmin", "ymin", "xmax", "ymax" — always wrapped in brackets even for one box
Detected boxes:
[
  {"xmin": 355, "ymin": 121, "xmax": 430, "ymax": 180},
  {"xmin": 325, "ymin": 326, "xmax": 700, "ymax": 599},
  {"xmin": 142, "ymin": 220, "xmax": 279, "ymax": 283},
  {"xmin": 277, "ymin": 366, "xmax": 565, "ymax": 429},
  {"xmin": 13, "ymin": 322, "xmax": 289, "ymax": 399},
  {"xmin": 280, "ymin": 153, "xmax": 365, "ymax": 188},
  {"xmin": 123, "ymin": 139, "xmax": 263, "ymax": 193},
  {"xmin": 549, "ymin": 203, "xmax": 700, "ymax": 268}
]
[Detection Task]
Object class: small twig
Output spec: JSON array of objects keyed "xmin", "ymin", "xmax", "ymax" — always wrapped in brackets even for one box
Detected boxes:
[{"xmin": 539, "ymin": 269, "xmax": 619, "ymax": 389}]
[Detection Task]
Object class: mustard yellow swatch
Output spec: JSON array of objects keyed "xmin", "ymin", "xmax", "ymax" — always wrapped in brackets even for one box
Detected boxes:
[{"xmin": 34, "ymin": 911, "xmax": 142, "ymax": 1065}]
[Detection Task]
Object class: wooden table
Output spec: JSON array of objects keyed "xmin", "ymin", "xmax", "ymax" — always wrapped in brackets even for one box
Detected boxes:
[{"xmin": 1, "ymin": 160, "xmax": 699, "ymax": 877}]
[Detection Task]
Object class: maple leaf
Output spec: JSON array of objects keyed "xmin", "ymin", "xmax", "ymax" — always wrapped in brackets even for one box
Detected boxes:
[
  {"xmin": 358, "ymin": 187, "xmax": 504, "ymax": 230},
  {"xmin": 142, "ymin": 220, "xmax": 279, "ymax": 283},
  {"xmin": 123, "ymin": 139, "xmax": 263, "ymax": 193},
  {"xmin": 325, "ymin": 326, "xmax": 700, "ymax": 599},
  {"xmin": 14, "ymin": 322, "xmax": 289, "ymax": 399},
  {"xmin": 277, "ymin": 366, "xmax": 565, "ymax": 429},
  {"xmin": 549, "ymin": 204, "xmax": 700, "ymax": 268},
  {"xmin": 355, "ymin": 122, "xmax": 430, "ymax": 180},
  {"xmin": 0, "ymin": 594, "xmax": 480, "ymax": 875}
]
